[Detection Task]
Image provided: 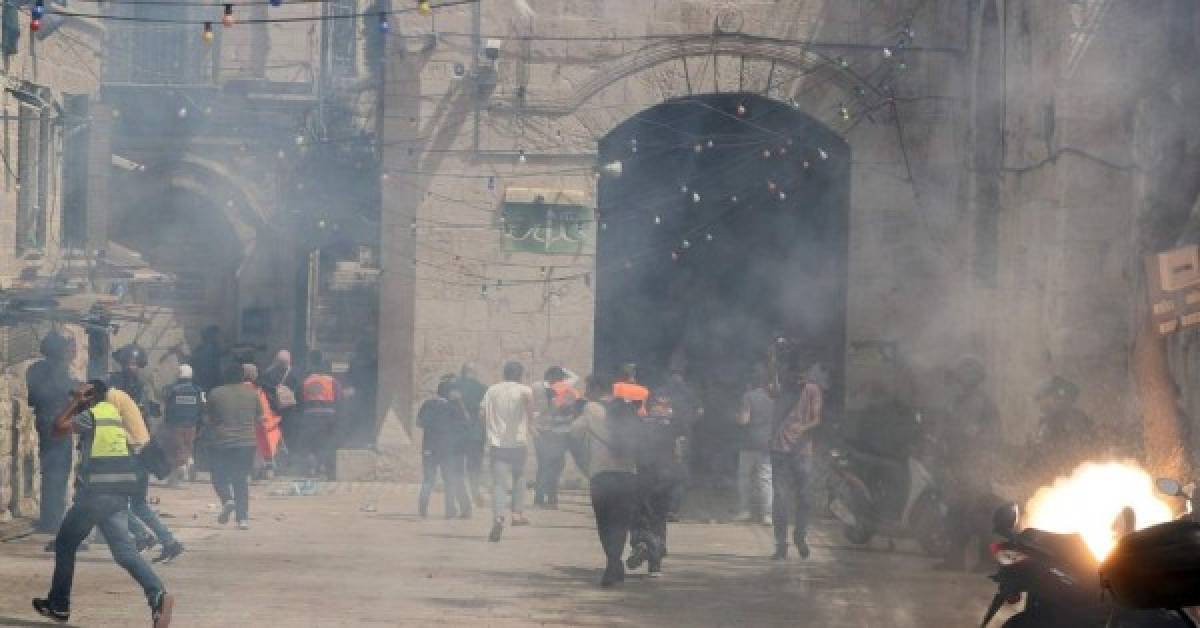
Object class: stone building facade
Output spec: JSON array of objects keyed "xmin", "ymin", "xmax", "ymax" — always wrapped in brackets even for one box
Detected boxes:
[
  {"xmin": 378, "ymin": 0, "xmax": 1200, "ymax": 453},
  {"xmin": 379, "ymin": 0, "xmax": 972, "ymax": 430},
  {"xmin": 0, "ymin": 9, "xmax": 104, "ymax": 525}
]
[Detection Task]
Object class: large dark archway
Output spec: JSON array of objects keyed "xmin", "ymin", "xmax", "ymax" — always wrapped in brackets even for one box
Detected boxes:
[{"xmin": 595, "ymin": 92, "xmax": 850, "ymax": 484}]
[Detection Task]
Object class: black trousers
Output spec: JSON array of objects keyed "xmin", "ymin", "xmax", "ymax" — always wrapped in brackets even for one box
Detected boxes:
[
  {"xmin": 534, "ymin": 430, "xmax": 585, "ymax": 504},
  {"xmin": 210, "ymin": 445, "xmax": 256, "ymax": 522},
  {"xmin": 590, "ymin": 471, "xmax": 637, "ymax": 577},
  {"xmin": 944, "ymin": 484, "xmax": 999, "ymax": 565},
  {"xmin": 465, "ymin": 438, "xmax": 485, "ymax": 500},
  {"xmin": 771, "ymin": 452, "xmax": 810, "ymax": 547},
  {"xmin": 630, "ymin": 465, "xmax": 674, "ymax": 567}
]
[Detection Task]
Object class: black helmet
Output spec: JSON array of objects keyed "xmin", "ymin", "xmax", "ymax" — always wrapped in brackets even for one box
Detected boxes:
[
  {"xmin": 39, "ymin": 331, "xmax": 72, "ymax": 360},
  {"xmin": 113, "ymin": 344, "xmax": 149, "ymax": 368}
]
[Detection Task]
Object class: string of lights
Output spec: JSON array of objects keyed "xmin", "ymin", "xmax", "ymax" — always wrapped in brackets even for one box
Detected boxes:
[{"xmin": 24, "ymin": 0, "xmax": 467, "ymax": 30}]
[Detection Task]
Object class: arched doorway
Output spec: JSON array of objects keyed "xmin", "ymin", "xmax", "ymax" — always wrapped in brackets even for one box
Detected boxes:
[
  {"xmin": 595, "ymin": 92, "xmax": 850, "ymax": 487},
  {"xmin": 112, "ymin": 185, "xmax": 244, "ymax": 351}
]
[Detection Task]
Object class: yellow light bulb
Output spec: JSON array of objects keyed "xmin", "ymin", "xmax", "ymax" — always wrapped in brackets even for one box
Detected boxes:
[{"xmin": 417, "ymin": 0, "xmax": 431, "ymax": 16}]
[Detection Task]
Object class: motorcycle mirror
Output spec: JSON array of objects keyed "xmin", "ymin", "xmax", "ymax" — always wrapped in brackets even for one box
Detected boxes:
[
  {"xmin": 1156, "ymin": 478, "xmax": 1184, "ymax": 497},
  {"xmin": 993, "ymin": 503, "xmax": 1019, "ymax": 536}
]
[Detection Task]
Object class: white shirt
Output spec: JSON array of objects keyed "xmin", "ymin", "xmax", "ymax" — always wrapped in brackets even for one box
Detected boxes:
[{"xmin": 482, "ymin": 381, "xmax": 534, "ymax": 448}]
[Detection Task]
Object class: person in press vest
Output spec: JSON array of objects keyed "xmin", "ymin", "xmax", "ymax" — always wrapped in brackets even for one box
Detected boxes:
[
  {"xmin": 33, "ymin": 380, "xmax": 174, "ymax": 627},
  {"xmin": 161, "ymin": 364, "xmax": 204, "ymax": 491}
]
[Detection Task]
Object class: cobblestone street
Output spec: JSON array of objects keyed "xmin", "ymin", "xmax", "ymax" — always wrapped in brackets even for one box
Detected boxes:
[{"xmin": 1, "ymin": 481, "xmax": 996, "ymax": 627}]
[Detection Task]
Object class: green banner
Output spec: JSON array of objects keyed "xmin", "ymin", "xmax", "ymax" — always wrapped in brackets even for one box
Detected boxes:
[{"xmin": 502, "ymin": 200, "xmax": 592, "ymax": 255}]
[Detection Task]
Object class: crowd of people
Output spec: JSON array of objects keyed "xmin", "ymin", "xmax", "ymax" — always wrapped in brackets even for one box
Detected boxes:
[
  {"xmin": 25, "ymin": 327, "xmax": 365, "ymax": 626},
  {"xmin": 17, "ymin": 310, "xmax": 1126, "ymax": 628},
  {"xmin": 414, "ymin": 358, "xmax": 829, "ymax": 585}
]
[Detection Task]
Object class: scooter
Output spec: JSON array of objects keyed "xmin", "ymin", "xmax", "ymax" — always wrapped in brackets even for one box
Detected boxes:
[
  {"xmin": 826, "ymin": 413, "xmax": 949, "ymax": 555},
  {"xmin": 983, "ymin": 503, "xmax": 1195, "ymax": 628}
]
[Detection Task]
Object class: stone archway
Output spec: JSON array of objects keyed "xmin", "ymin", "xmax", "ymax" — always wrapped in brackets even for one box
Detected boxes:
[
  {"xmin": 594, "ymin": 92, "xmax": 850, "ymax": 485},
  {"xmin": 108, "ymin": 153, "xmax": 278, "ymax": 369}
]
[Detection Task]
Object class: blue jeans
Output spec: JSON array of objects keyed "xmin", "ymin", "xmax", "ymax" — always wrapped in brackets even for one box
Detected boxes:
[
  {"xmin": 490, "ymin": 446, "xmax": 527, "ymax": 520},
  {"xmin": 771, "ymin": 452, "xmax": 810, "ymax": 547},
  {"xmin": 419, "ymin": 449, "xmax": 471, "ymax": 517},
  {"xmin": 48, "ymin": 492, "xmax": 164, "ymax": 612},
  {"xmin": 128, "ymin": 494, "xmax": 175, "ymax": 545}
]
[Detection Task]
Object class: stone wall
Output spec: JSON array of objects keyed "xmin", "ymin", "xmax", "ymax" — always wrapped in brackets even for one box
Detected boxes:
[{"xmin": 0, "ymin": 15, "xmax": 105, "ymax": 285}]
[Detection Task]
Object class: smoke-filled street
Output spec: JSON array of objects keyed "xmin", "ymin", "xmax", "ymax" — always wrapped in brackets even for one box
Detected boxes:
[
  {"xmin": 8, "ymin": 0, "xmax": 1200, "ymax": 626},
  {"xmin": 0, "ymin": 480, "xmax": 994, "ymax": 627}
]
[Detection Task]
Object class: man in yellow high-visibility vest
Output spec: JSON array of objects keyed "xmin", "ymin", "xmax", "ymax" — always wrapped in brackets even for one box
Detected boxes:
[{"xmin": 32, "ymin": 380, "xmax": 174, "ymax": 627}]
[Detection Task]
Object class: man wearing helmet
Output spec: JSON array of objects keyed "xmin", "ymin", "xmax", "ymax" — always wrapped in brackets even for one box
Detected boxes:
[
  {"xmin": 110, "ymin": 345, "xmax": 161, "ymax": 430},
  {"xmin": 109, "ymin": 344, "xmax": 178, "ymax": 559},
  {"xmin": 28, "ymin": 331, "xmax": 80, "ymax": 535}
]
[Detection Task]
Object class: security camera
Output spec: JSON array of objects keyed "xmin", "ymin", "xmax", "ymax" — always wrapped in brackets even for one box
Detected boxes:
[
  {"xmin": 484, "ymin": 39, "xmax": 501, "ymax": 62},
  {"xmin": 451, "ymin": 63, "xmax": 467, "ymax": 79}
]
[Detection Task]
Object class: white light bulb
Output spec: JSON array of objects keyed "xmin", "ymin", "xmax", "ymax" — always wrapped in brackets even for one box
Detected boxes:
[{"xmin": 692, "ymin": 192, "xmax": 701, "ymax": 203}]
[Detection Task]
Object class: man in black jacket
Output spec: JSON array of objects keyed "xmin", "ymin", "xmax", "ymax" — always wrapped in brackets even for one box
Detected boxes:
[{"xmin": 417, "ymin": 377, "xmax": 473, "ymax": 519}]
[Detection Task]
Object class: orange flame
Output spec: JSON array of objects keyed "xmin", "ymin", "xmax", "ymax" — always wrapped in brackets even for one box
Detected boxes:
[{"xmin": 1024, "ymin": 460, "xmax": 1174, "ymax": 561}]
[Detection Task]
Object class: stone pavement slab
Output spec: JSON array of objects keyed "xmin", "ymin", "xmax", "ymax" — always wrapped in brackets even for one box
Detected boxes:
[{"xmin": 0, "ymin": 481, "xmax": 996, "ymax": 627}]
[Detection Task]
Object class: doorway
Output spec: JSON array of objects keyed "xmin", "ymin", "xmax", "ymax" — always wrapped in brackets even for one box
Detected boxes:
[{"xmin": 595, "ymin": 92, "xmax": 850, "ymax": 488}]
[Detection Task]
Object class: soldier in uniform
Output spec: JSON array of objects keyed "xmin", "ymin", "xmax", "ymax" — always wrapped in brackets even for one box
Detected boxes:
[
  {"xmin": 109, "ymin": 344, "xmax": 179, "ymax": 560},
  {"xmin": 1030, "ymin": 376, "xmax": 1095, "ymax": 479}
]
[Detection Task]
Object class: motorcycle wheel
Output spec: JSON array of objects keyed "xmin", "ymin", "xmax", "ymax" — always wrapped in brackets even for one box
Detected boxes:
[
  {"xmin": 833, "ymin": 474, "xmax": 876, "ymax": 546},
  {"xmin": 910, "ymin": 491, "xmax": 951, "ymax": 557}
]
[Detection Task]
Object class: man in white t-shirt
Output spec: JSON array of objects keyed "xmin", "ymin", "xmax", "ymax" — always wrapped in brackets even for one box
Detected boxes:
[{"xmin": 482, "ymin": 361, "xmax": 535, "ymax": 542}]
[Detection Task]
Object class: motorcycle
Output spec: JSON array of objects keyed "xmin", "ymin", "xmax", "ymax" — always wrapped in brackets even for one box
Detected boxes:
[
  {"xmin": 983, "ymin": 503, "xmax": 1196, "ymax": 628},
  {"xmin": 826, "ymin": 409, "xmax": 949, "ymax": 555}
]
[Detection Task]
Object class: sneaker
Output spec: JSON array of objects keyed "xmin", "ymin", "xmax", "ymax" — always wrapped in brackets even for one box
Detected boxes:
[
  {"xmin": 237, "ymin": 520, "xmax": 250, "ymax": 530},
  {"xmin": 625, "ymin": 543, "xmax": 648, "ymax": 570},
  {"xmin": 489, "ymin": 518, "xmax": 504, "ymax": 542},
  {"xmin": 151, "ymin": 591, "xmax": 174, "ymax": 628},
  {"xmin": 32, "ymin": 598, "xmax": 69, "ymax": 622},
  {"xmin": 217, "ymin": 501, "xmax": 235, "ymax": 525},
  {"xmin": 648, "ymin": 569, "xmax": 663, "ymax": 578},
  {"xmin": 795, "ymin": 540, "xmax": 811, "ymax": 559},
  {"xmin": 153, "ymin": 541, "xmax": 185, "ymax": 564}
]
